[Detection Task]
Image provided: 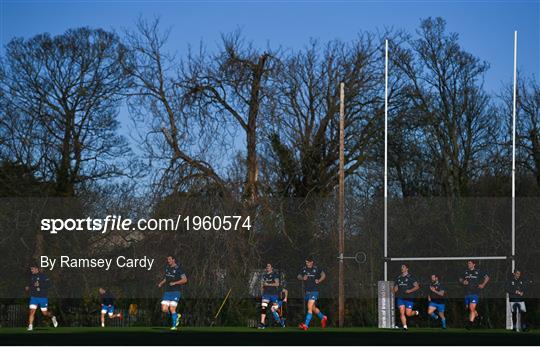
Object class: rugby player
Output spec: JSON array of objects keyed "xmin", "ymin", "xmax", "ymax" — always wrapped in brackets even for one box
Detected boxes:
[
  {"xmin": 427, "ymin": 274, "xmax": 447, "ymax": 329},
  {"xmin": 157, "ymin": 255, "xmax": 188, "ymax": 330},
  {"xmin": 393, "ymin": 264, "xmax": 420, "ymax": 331},
  {"xmin": 258, "ymin": 263, "xmax": 283, "ymax": 329},
  {"xmin": 98, "ymin": 287, "xmax": 123, "ymax": 327},
  {"xmin": 26, "ymin": 264, "xmax": 58, "ymax": 331},
  {"xmin": 297, "ymin": 256, "xmax": 328, "ymax": 330},
  {"xmin": 459, "ymin": 260, "xmax": 489, "ymax": 329},
  {"xmin": 506, "ymin": 269, "xmax": 529, "ymax": 332},
  {"xmin": 277, "ymin": 286, "xmax": 288, "ymax": 327}
]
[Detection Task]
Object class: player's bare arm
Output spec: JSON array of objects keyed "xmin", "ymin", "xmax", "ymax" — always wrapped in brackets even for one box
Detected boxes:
[
  {"xmin": 169, "ymin": 274, "xmax": 188, "ymax": 286},
  {"xmin": 478, "ymin": 275, "xmax": 490, "ymax": 289},
  {"xmin": 405, "ymin": 281, "xmax": 420, "ymax": 294},
  {"xmin": 315, "ymin": 271, "xmax": 326, "ymax": 284},
  {"xmin": 430, "ymin": 286, "xmax": 444, "ymax": 297}
]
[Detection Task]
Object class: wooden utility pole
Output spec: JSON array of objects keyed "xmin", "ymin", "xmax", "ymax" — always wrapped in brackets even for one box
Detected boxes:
[{"xmin": 338, "ymin": 82, "xmax": 345, "ymax": 328}]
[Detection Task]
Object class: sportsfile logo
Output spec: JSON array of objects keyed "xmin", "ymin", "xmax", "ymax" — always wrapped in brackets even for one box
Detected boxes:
[
  {"xmin": 40, "ymin": 215, "xmax": 181, "ymax": 234},
  {"xmin": 40, "ymin": 215, "xmax": 252, "ymax": 234}
]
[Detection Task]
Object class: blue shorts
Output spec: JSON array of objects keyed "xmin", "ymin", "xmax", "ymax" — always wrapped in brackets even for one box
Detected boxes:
[
  {"xmin": 465, "ymin": 294, "xmax": 479, "ymax": 306},
  {"xmin": 305, "ymin": 291, "xmax": 319, "ymax": 301},
  {"xmin": 428, "ymin": 301, "xmax": 445, "ymax": 312},
  {"xmin": 101, "ymin": 304, "xmax": 115, "ymax": 314},
  {"xmin": 161, "ymin": 291, "xmax": 181, "ymax": 306},
  {"xmin": 396, "ymin": 298, "xmax": 414, "ymax": 309},
  {"xmin": 277, "ymin": 300, "xmax": 284, "ymax": 308},
  {"xmin": 29, "ymin": 297, "xmax": 48, "ymax": 310},
  {"xmin": 262, "ymin": 294, "xmax": 279, "ymax": 303}
]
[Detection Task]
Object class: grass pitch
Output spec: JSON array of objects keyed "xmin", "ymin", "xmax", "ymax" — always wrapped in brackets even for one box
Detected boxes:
[{"xmin": 0, "ymin": 326, "xmax": 537, "ymax": 345}]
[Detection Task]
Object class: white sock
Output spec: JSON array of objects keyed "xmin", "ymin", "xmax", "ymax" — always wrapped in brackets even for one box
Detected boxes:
[{"xmin": 403, "ymin": 325, "xmax": 408, "ymax": 329}]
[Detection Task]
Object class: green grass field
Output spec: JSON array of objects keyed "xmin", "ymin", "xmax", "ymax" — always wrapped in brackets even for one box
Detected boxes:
[{"xmin": 0, "ymin": 326, "xmax": 538, "ymax": 345}]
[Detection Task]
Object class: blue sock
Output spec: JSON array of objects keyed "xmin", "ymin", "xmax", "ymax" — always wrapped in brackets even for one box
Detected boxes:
[
  {"xmin": 272, "ymin": 311, "xmax": 281, "ymax": 323},
  {"xmin": 430, "ymin": 312, "xmax": 439, "ymax": 320},
  {"xmin": 305, "ymin": 313, "xmax": 313, "ymax": 326},
  {"xmin": 441, "ymin": 319, "xmax": 446, "ymax": 328},
  {"xmin": 172, "ymin": 313, "xmax": 178, "ymax": 326},
  {"xmin": 317, "ymin": 312, "xmax": 325, "ymax": 320}
]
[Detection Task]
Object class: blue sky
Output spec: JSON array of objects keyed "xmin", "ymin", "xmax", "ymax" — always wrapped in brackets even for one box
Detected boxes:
[
  {"xmin": 2, "ymin": 1, "xmax": 538, "ymax": 87},
  {"xmin": 1, "ymin": 0, "xmax": 539, "ymax": 153}
]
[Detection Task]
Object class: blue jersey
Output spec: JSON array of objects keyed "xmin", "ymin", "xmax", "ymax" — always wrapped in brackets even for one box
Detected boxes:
[
  {"xmin": 463, "ymin": 268, "xmax": 488, "ymax": 295},
  {"xmin": 100, "ymin": 291, "xmax": 115, "ymax": 306},
  {"xmin": 164, "ymin": 264, "xmax": 185, "ymax": 292},
  {"xmin": 395, "ymin": 273, "xmax": 418, "ymax": 299},
  {"xmin": 429, "ymin": 280, "xmax": 446, "ymax": 303},
  {"xmin": 262, "ymin": 271, "xmax": 280, "ymax": 295},
  {"xmin": 29, "ymin": 273, "xmax": 50, "ymax": 298},
  {"xmin": 298, "ymin": 265, "xmax": 323, "ymax": 292}
]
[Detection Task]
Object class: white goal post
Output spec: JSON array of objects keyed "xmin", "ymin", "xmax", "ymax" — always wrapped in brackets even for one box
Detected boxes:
[{"xmin": 379, "ymin": 32, "xmax": 518, "ymax": 329}]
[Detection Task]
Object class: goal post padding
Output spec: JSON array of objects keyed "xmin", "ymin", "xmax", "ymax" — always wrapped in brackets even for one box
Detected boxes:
[{"xmin": 378, "ymin": 281, "xmax": 395, "ymax": 328}]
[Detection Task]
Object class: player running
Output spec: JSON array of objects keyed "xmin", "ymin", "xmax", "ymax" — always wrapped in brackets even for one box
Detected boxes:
[
  {"xmin": 459, "ymin": 260, "xmax": 489, "ymax": 329},
  {"xmin": 506, "ymin": 269, "xmax": 530, "ymax": 332},
  {"xmin": 157, "ymin": 255, "xmax": 188, "ymax": 330},
  {"xmin": 277, "ymin": 286, "xmax": 289, "ymax": 327},
  {"xmin": 427, "ymin": 274, "xmax": 447, "ymax": 329},
  {"xmin": 297, "ymin": 256, "xmax": 328, "ymax": 330},
  {"xmin": 258, "ymin": 263, "xmax": 284, "ymax": 329},
  {"xmin": 98, "ymin": 287, "xmax": 123, "ymax": 327},
  {"xmin": 393, "ymin": 263, "xmax": 420, "ymax": 331},
  {"xmin": 26, "ymin": 264, "xmax": 58, "ymax": 331}
]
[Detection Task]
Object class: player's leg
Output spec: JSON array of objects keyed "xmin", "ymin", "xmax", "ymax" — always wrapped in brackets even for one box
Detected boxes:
[
  {"xmin": 468, "ymin": 302, "xmax": 477, "ymax": 323},
  {"xmin": 110, "ymin": 312, "xmax": 123, "ymax": 319},
  {"xmin": 299, "ymin": 292, "xmax": 315, "ymax": 330},
  {"xmin": 312, "ymin": 304, "xmax": 328, "ymax": 328},
  {"xmin": 27, "ymin": 307, "xmax": 36, "ymax": 331},
  {"xmin": 512, "ymin": 302, "xmax": 527, "ymax": 331},
  {"xmin": 405, "ymin": 301, "xmax": 419, "ymax": 317},
  {"xmin": 259, "ymin": 299, "xmax": 269, "ymax": 328},
  {"xmin": 270, "ymin": 302, "xmax": 283, "ymax": 326},
  {"xmin": 405, "ymin": 308, "xmax": 418, "ymax": 317},
  {"xmin": 37, "ymin": 298, "xmax": 57, "ymax": 328},
  {"xmin": 511, "ymin": 303, "xmax": 519, "ymax": 330},
  {"xmin": 519, "ymin": 302, "xmax": 527, "ymax": 331},
  {"xmin": 278, "ymin": 300, "xmax": 287, "ymax": 327},
  {"xmin": 161, "ymin": 299, "xmax": 171, "ymax": 327},
  {"xmin": 108, "ymin": 306, "xmax": 122, "ymax": 320},
  {"xmin": 169, "ymin": 300, "xmax": 180, "ymax": 329},
  {"xmin": 304, "ymin": 299, "xmax": 315, "ymax": 327},
  {"xmin": 467, "ymin": 301, "xmax": 477, "ymax": 329},
  {"xmin": 427, "ymin": 304, "xmax": 439, "ymax": 321},
  {"xmin": 100, "ymin": 305, "xmax": 107, "ymax": 327},
  {"xmin": 398, "ymin": 305, "xmax": 407, "ymax": 329},
  {"xmin": 437, "ymin": 304, "xmax": 446, "ymax": 329},
  {"xmin": 438, "ymin": 311, "xmax": 446, "ymax": 329}
]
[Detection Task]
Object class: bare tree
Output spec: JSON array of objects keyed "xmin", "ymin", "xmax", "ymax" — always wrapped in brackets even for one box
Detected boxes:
[
  {"xmin": 516, "ymin": 77, "xmax": 540, "ymax": 189},
  {"xmin": 124, "ymin": 18, "xmax": 227, "ymax": 197},
  {"xmin": 389, "ymin": 17, "xmax": 497, "ymax": 197},
  {"xmin": 0, "ymin": 28, "xmax": 132, "ymax": 197},
  {"xmin": 265, "ymin": 36, "xmax": 382, "ymax": 198},
  {"xmin": 182, "ymin": 31, "xmax": 280, "ymax": 202}
]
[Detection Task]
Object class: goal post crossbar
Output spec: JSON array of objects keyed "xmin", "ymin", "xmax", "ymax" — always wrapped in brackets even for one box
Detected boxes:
[{"xmin": 388, "ymin": 256, "xmax": 508, "ymax": 261}]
